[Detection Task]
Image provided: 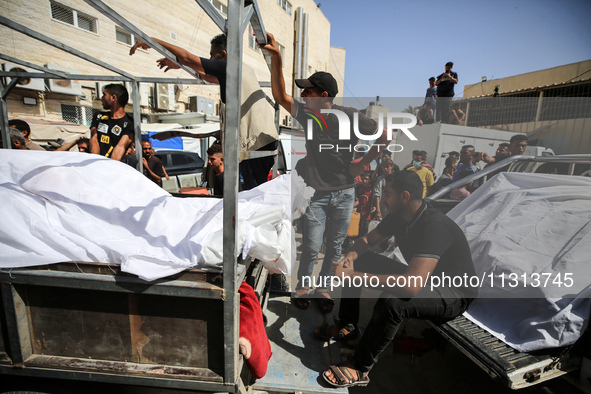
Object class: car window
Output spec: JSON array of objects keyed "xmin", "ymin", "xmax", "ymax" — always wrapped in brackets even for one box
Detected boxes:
[
  {"xmin": 534, "ymin": 162, "xmax": 571, "ymax": 175},
  {"xmin": 154, "ymin": 153, "xmax": 168, "ymax": 166},
  {"xmin": 574, "ymin": 163, "xmax": 591, "ymax": 176},
  {"xmin": 171, "ymin": 153, "xmax": 195, "ymax": 166}
]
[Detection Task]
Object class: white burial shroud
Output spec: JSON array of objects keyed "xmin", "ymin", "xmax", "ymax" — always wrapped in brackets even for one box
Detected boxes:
[{"xmin": 0, "ymin": 150, "xmax": 304, "ymax": 281}]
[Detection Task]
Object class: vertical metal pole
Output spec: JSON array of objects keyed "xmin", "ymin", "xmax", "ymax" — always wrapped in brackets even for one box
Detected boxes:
[
  {"xmin": 294, "ymin": 7, "xmax": 303, "ymax": 99},
  {"xmin": 0, "ymin": 97, "xmax": 10, "ymax": 149},
  {"xmin": 130, "ymin": 81, "xmax": 143, "ymax": 172},
  {"xmin": 1, "ymin": 284, "xmax": 32, "ymax": 366},
  {"xmin": 535, "ymin": 90, "xmax": 544, "ymax": 123},
  {"xmin": 0, "ymin": 79, "xmax": 19, "ymax": 149},
  {"xmin": 223, "ymin": 0, "xmax": 243, "ymax": 385},
  {"xmin": 302, "ymin": 12, "xmax": 308, "ymax": 79}
]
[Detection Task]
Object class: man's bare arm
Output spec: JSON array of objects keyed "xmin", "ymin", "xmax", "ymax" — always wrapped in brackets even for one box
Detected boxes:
[
  {"xmin": 56, "ymin": 136, "xmax": 81, "ymax": 152},
  {"xmin": 130, "ymin": 38, "xmax": 206, "ymax": 75},
  {"xmin": 111, "ymin": 134, "xmax": 132, "ymax": 161},
  {"xmin": 89, "ymin": 128, "xmax": 99, "ymax": 155},
  {"xmin": 336, "ymin": 256, "xmax": 438, "ymax": 298},
  {"xmin": 260, "ymin": 33, "xmax": 296, "ymax": 116}
]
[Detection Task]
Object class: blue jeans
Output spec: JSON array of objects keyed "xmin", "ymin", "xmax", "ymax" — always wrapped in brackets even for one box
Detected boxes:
[{"xmin": 297, "ymin": 187, "xmax": 355, "ymax": 289}]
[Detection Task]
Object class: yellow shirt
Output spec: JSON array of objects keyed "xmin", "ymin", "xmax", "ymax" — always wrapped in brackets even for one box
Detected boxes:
[{"xmin": 406, "ymin": 166, "xmax": 434, "ymax": 198}]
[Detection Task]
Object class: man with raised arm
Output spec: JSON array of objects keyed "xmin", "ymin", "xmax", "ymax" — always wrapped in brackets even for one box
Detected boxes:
[
  {"xmin": 130, "ymin": 34, "xmax": 277, "ymax": 190},
  {"xmin": 261, "ymin": 32, "xmax": 393, "ymax": 312}
]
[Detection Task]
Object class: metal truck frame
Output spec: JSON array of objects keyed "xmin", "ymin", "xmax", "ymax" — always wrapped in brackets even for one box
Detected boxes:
[{"xmin": 0, "ymin": 1, "xmax": 276, "ymax": 392}]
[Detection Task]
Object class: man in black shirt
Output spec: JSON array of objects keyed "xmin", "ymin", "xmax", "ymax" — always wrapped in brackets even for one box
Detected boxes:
[
  {"xmin": 435, "ymin": 62, "xmax": 458, "ymax": 123},
  {"xmin": 90, "ymin": 84, "xmax": 134, "ymax": 161},
  {"xmin": 141, "ymin": 140, "xmax": 165, "ymax": 187},
  {"xmin": 322, "ymin": 171, "xmax": 476, "ymax": 388}
]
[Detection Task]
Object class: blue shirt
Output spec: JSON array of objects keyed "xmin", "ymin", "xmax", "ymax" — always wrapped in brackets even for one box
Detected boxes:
[{"xmin": 453, "ymin": 162, "xmax": 482, "ymax": 188}]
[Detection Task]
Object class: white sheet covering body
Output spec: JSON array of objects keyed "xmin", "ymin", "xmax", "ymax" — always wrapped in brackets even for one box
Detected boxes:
[
  {"xmin": 0, "ymin": 150, "xmax": 299, "ymax": 281},
  {"xmin": 447, "ymin": 172, "xmax": 591, "ymax": 352}
]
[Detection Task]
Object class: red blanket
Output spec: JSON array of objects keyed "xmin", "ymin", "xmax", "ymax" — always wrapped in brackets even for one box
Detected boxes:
[{"xmin": 239, "ymin": 282, "xmax": 272, "ymax": 379}]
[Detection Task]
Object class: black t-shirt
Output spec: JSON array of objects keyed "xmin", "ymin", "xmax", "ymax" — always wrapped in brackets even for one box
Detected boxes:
[
  {"xmin": 293, "ymin": 101, "xmax": 378, "ymax": 191},
  {"xmin": 376, "ymin": 201, "xmax": 477, "ymax": 298},
  {"xmin": 91, "ymin": 112, "xmax": 134, "ymax": 157},
  {"xmin": 201, "ymin": 58, "xmax": 227, "ymax": 103},
  {"xmin": 143, "ymin": 155, "xmax": 165, "ymax": 186},
  {"xmin": 436, "ymin": 71, "xmax": 458, "ymax": 97},
  {"xmin": 214, "ymin": 172, "xmax": 224, "ymax": 196}
]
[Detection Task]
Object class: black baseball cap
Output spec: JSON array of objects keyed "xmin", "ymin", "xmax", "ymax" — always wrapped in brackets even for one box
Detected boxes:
[{"xmin": 295, "ymin": 72, "xmax": 338, "ymax": 97}]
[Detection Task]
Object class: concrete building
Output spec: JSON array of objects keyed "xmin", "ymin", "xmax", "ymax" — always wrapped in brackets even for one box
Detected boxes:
[
  {"xmin": 460, "ymin": 60, "xmax": 591, "ymax": 154},
  {"xmin": 0, "ymin": 0, "xmax": 345, "ymax": 144}
]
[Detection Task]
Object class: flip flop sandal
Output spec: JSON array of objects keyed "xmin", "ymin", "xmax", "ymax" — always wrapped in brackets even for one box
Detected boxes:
[
  {"xmin": 292, "ymin": 287, "xmax": 311, "ymax": 310},
  {"xmin": 292, "ymin": 297, "xmax": 310, "ymax": 310},
  {"xmin": 313, "ymin": 295, "xmax": 335, "ymax": 314},
  {"xmin": 335, "ymin": 323, "xmax": 358, "ymax": 343},
  {"xmin": 314, "ymin": 323, "xmax": 358, "ymax": 345},
  {"xmin": 322, "ymin": 363, "xmax": 370, "ymax": 388}
]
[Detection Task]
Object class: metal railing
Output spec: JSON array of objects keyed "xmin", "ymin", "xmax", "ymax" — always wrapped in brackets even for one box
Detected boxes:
[{"xmin": 427, "ymin": 154, "xmax": 591, "ymax": 201}]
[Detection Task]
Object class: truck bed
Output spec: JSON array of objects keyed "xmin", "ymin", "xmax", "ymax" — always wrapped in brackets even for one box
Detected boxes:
[
  {"xmin": 430, "ymin": 315, "xmax": 581, "ymax": 389},
  {"xmin": 0, "ymin": 260, "xmax": 265, "ymax": 393}
]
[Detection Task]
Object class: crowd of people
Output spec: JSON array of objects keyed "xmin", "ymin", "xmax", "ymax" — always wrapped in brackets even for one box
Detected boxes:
[
  {"xmin": 345, "ymin": 133, "xmax": 530, "ymax": 236},
  {"xmin": 2, "ymin": 28, "xmax": 533, "ymax": 389}
]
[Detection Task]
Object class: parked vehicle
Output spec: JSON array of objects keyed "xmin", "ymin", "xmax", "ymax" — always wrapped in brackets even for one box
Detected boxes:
[
  {"xmin": 426, "ymin": 154, "xmax": 591, "ymax": 390},
  {"xmin": 276, "ymin": 127, "xmax": 306, "ymax": 175},
  {"xmin": 154, "ymin": 150, "xmax": 205, "ymax": 177}
]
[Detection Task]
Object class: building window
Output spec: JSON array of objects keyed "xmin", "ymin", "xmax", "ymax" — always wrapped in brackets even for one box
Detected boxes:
[
  {"xmin": 115, "ymin": 26, "xmax": 133, "ymax": 46},
  {"xmin": 210, "ymin": 0, "xmax": 227, "ymax": 16},
  {"xmin": 278, "ymin": 42, "xmax": 285, "ymax": 60},
  {"xmin": 277, "ymin": 0, "xmax": 292, "ymax": 15},
  {"xmin": 50, "ymin": 1, "xmax": 98, "ymax": 33},
  {"xmin": 61, "ymin": 104, "xmax": 96, "ymax": 126}
]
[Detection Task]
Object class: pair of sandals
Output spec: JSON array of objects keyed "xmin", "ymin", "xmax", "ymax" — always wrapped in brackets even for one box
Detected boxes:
[{"xmin": 292, "ymin": 288, "xmax": 334, "ymax": 314}]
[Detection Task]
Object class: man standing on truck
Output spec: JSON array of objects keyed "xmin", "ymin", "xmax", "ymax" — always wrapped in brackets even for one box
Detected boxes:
[
  {"xmin": 321, "ymin": 171, "xmax": 476, "ymax": 388},
  {"xmin": 130, "ymin": 34, "xmax": 277, "ymax": 190},
  {"xmin": 261, "ymin": 32, "xmax": 392, "ymax": 311},
  {"xmin": 90, "ymin": 84, "xmax": 133, "ymax": 161},
  {"xmin": 435, "ymin": 62, "xmax": 458, "ymax": 123}
]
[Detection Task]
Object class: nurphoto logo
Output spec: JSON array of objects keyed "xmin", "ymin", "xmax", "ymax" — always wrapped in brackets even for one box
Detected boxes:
[{"xmin": 304, "ymin": 109, "xmax": 418, "ymax": 153}]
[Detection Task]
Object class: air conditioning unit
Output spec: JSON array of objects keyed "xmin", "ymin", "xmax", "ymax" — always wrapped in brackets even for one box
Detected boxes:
[
  {"xmin": 189, "ymin": 96, "xmax": 215, "ymax": 115},
  {"xmin": 139, "ymin": 82, "xmax": 150, "ymax": 107},
  {"xmin": 2, "ymin": 62, "xmax": 46, "ymax": 91},
  {"xmin": 45, "ymin": 64, "xmax": 82, "ymax": 95},
  {"xmin": 155, "ymin": 83, "xmax": 175, "ymax": 111},
  {"xmin": 123, "ymin": 81, "xmax": 151, "ymax": 107},
  {"xmin": 95, "ymin": 82, "xmax": 108, "ymax": 99}
]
